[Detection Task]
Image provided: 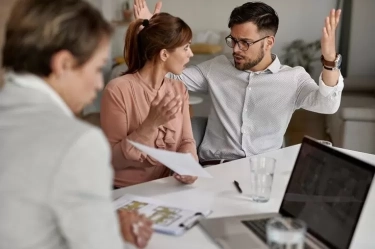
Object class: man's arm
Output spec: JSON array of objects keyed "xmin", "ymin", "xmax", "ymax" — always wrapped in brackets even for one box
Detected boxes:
[
  {"xmin": 48, "ymin": 128, "xmax": 127, "ymax": 249},
  {"xmin": 133, "ymin": 0, "xmax": 162, "ymax": 20},
  {"xmin": 295, "ymin": 9, "xmax": 344, "ymax": 114},
  {"xmin": 295, "ymin": 67, "xmax": 344, "ymax": 114},
  {"xmin": 168, "ymin": 64, "xmax": 210, "ymax": 93},
  {"xmin": 320, "ymin": 9, "xmax": 341, "ymax": 86}
]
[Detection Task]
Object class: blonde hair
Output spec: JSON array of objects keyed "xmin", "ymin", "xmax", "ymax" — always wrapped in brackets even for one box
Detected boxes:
[{"xmin": 2, "ymin": 0, "xmax": 113, "ymax": 76}]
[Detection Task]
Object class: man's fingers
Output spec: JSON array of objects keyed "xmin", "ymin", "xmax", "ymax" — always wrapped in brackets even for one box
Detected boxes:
[
  {"xmin": 322, "ymin": 27, "xmax": 328, "ymax": 39},
  {"xmin": 325, "ymin": 17, "xmax": 331, "ymax": 35},
  {"xmin": 133, "ymin": 4, "xmax": 137, "ymax": 15},
  {"xmin": 335, "ymin": 9, "xmax": 341, "ymax": 27},
  {"xmin": 330, "ymin": 9, "xmax": 335, "ymax": 27},
  {"xmin": 134, "ymin": 0, "xmax": 141, "ymax": 9},
  {"xmin": 154, "ymin": 1, "xmax": 162, "ymax": 14},
  {"xmin": 134, "ymin": 4, "xmax": 139, "ymax": 18}
]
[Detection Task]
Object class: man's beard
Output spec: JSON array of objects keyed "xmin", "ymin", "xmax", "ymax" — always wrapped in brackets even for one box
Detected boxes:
[{"xmin": 233, "ymin": 45, "xmax": 265, "ymax": 71}]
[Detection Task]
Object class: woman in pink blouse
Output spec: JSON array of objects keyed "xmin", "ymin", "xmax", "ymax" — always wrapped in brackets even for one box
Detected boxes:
[{"xmin": 100, "ymin": 13, "xmax": 198, "ymax": 188}]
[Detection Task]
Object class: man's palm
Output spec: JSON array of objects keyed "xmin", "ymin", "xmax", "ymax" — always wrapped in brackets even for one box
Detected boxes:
[
  {"xmin": 321, "ymin": 9, "xmax": 341, "ymax": 61},
  {"xmin": 134, "ymin": 0, "xmax": 162, "ymax": 20}
]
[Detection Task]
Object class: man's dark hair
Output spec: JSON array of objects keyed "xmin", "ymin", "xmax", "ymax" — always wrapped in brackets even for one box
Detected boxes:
[{"xmin": 228, "ymin": 2, "xmax": 279, "ymax": 36}]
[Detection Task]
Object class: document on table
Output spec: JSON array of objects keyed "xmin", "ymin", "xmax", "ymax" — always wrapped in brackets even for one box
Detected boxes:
[
  {"xmin": 114, "ymin": 194, "xmax": 212, "ymax": 236},
  {"xmin": 128, "ymin": 140, "xmax": 213, "ymax": 178}
]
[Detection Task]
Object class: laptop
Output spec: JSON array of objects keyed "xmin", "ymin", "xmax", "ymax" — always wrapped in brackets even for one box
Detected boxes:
[{"xmin": 199, "ymin": 136, "xmax": 375, "ymax": 249}]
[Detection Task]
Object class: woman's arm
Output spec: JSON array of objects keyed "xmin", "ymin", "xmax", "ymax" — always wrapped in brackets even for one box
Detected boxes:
[
  {"xmin": 100, "ymin": 85, "xmax": 158, "ymax": 170},
  {"xmin": 101, "ymin": 83, "xmax": 183, "ymax": 170}
]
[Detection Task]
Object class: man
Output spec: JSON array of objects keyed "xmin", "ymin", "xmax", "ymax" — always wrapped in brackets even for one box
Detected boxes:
[
  {"xmin": 134, "ymin": 1, "xmax": 343, "ymax": 165},
  {"xmin": 0, "ymin": 0, "xmax": 152, "ymax": 248}
]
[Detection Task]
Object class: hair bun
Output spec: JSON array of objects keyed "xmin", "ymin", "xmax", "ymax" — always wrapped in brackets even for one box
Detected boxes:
[{"xmin": 142, "ymin": 19, "xmax": 149, "ymax": 27}]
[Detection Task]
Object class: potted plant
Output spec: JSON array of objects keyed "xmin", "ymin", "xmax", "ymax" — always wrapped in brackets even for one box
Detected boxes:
[
  {"xmin": 281, "ymin": 39, "xmax": 321, "ymax": 74},
  {"xmin": 122, "ymin": 1, "xmax": 132, "ymax": 22}
]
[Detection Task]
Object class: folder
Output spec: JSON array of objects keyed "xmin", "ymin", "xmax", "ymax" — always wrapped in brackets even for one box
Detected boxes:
[{"xmin": 114, "ymin": 194, "xmax": 212, "ymax": 236}]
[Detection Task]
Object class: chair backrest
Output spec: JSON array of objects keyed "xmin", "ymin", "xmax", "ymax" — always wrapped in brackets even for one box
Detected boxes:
[
  {"xmin": 191, "ymin": 116, "xmax": 208, "ymax": 149},
  {"xmin": 109, "ymin": 63, "xmax": 128, "ymax": 81},
  {"xmin": 81, "ymin": 112, "xmax": 101, "ymax": 128}
]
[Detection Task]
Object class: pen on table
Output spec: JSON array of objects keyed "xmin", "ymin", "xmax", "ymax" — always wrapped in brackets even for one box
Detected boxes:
[{"xmin": 233, "ymin": 180, "xmax": 242, "ymax": 194}]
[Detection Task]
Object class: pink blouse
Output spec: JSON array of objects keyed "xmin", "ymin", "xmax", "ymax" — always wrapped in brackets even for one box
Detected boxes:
[{"xmin": 100, "ymin": 72, "xmax": 197, "ymax": 187}]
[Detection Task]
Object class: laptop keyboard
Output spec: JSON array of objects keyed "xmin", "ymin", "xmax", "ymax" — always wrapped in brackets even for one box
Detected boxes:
[{"xmin": 242, "ymin": 219, "xmax": 313, "ymax": 249}]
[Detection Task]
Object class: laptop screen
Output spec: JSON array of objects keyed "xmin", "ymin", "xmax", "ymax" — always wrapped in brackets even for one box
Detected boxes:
[{"xmin": 280, "ymin": 137, "xmax": 374, "ymax": 249}]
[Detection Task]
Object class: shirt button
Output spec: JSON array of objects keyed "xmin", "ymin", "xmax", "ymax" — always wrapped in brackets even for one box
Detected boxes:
[
  {"xmin": 245, "ymin": 108, "xmax": 248, "ymax": 112},
  {"xmin": 248, "ymin": 87, "xmax": 251, "ymax": 91}
]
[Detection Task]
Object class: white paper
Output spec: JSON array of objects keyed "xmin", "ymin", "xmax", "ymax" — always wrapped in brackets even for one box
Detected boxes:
[{"xmin": 128, "ymin": 140, "xmax": 213, "ymax": 178}]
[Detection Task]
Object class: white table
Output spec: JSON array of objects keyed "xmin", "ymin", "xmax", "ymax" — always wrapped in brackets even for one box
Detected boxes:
[{"xmin": 113, "ymin": 145, "xmax": 375, "ymax": 249}]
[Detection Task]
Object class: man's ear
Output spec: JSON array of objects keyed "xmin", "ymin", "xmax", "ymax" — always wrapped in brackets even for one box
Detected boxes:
[
  {"xmin": 159, "ymin": 49, "xmax": 169, "ymax": 62},
  {"xmin": 265, "ymin": 36, "xmax": 275, "ymax": 50},
  {"xmin": 50, "ymin": 50, "xmax": 75, "ymax": 77}
]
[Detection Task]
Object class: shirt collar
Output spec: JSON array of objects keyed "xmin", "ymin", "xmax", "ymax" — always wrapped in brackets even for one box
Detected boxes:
[
  {"xmin": 5, "ymin": 72, "xmax": 74, "ymax": 117},
  {"xmin": 266, "ymin": 54, "xmax": 281, "ymax": 73}
]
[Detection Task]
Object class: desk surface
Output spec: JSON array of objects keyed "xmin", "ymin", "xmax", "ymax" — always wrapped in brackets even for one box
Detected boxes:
[{"xmin": 113, "ymin": 145, "xmax": 375, "ymax": 249}]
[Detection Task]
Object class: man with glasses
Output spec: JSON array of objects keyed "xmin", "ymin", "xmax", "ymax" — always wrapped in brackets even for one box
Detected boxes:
[{"xmin": 134, "ymin": 1, "xmax": 344, "ymax": 165}]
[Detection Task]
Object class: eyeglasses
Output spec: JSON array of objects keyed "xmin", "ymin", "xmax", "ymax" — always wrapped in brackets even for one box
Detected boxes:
[{"xmin": 225, "ymin": 35, "xmax": 269, "ymax": 51}]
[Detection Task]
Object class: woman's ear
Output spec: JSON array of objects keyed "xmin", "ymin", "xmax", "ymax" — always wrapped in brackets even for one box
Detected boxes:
[{"xmin": 159, "ymin": 49, "xmax": 169, "ymax": 62}]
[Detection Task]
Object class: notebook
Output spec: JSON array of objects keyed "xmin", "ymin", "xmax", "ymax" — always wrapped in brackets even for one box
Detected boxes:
[{"xmin": 114, "ymin": 194, "xmax": 212, "ymax": 236}]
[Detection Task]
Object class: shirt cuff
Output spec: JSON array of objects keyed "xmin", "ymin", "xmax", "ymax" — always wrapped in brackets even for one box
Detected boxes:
[{"xmin": 318, "ymin": 72, "xmax": 344, "ymax": 97}]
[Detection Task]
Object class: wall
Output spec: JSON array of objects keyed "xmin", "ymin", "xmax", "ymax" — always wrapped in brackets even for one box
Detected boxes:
[
  {"xmin": 89, "ymin": 0, "xmax": 337, "ymax": 56},
  {"xmin": 144, "ymin": 0, "xmax": 336, "ymax": 55},
  {"xmin": 347, "ymin": 0, "xmax": 375, "ymax": 76}
]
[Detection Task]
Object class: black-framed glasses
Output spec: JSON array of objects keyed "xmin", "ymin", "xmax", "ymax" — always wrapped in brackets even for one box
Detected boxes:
[{"xmin": 225, "ymin": 35, "xmax": 270, "ymax": 51}]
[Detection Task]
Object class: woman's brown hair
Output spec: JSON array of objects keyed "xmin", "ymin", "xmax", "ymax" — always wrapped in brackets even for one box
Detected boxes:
[
  {"xmin": 2, "ymin": 0, "xmax": 113, "ymax": 77},
  {"xmin": 124, "ymin": 13, "xmax": 192, "ymax": 74}
]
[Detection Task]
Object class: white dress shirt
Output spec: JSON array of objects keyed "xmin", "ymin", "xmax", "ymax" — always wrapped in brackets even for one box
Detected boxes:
[
  {"xmin": 0, "ymin": 73, "xmax": 131, "ymax": 249},
  {"xmin": 172, "ymin": 54, "xmax": 344, "ymax": 160}
]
